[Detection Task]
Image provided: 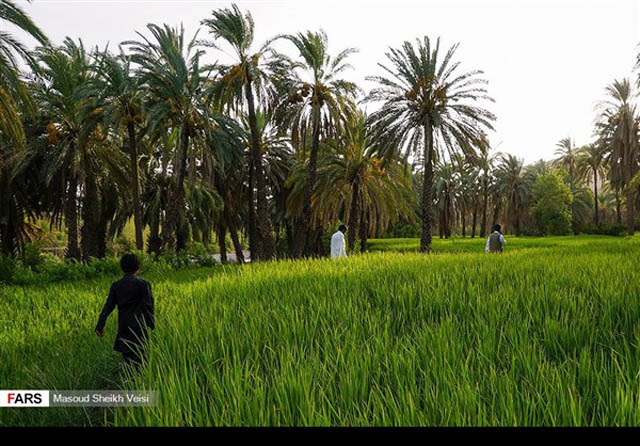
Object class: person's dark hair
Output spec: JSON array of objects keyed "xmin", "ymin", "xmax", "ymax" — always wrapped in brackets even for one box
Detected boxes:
[
  {"xmin": 338, "ymin": 224, "xmax": 347, "ymax": 233},
  {"xmin": 493, "ymin": 224, "xmax": 502, "ymax": 233},
  {"xmin": 120, "ymin": 253, "xmax": 140, "ymax": 274}
]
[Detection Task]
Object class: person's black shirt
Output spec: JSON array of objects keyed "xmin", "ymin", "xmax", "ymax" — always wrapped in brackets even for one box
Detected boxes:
[{"xmin": 95, "ymin": 274, "xmax": 155, "ymax": 354}]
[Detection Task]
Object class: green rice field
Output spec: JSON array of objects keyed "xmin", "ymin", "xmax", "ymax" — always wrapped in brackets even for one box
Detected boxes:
[{"xmin": 2, "ymin": 235, "xmax": 640, "ymax": 426}]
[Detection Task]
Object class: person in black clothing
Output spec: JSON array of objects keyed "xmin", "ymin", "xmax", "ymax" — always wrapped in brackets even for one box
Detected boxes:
[{"xmin": 95, "ymin": 253, "xmax": 154, "ymax": 368}]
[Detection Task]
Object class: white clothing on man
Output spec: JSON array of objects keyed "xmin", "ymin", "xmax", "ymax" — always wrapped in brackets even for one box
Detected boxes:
[{"xmin": 330, "ymin": 230, "xmax": 348, "ymax": 258}]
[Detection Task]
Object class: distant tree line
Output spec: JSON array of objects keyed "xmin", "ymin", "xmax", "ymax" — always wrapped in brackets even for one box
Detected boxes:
[{"xmin": 1, "ymin": 1, "xmax": 639, "ymax": 264}]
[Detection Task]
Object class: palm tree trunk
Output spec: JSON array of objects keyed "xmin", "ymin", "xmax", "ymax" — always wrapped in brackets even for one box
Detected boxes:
[
  {"xmin": 420, "ymin": 122, "xmax": 434, "ymax": 252},
  {"xmin": 162, "ymin": 127, "xmax": 189, "ymax": 253},
  {"xmin": 127, "ymin": 121, "xmax": 143, "ymax": 251},
  {"xmin": 148, "ymin": 210, "xmax": 161, "ymax": 255},
  {"xmin": 347, "ymin": 181, "xmax": 360, "ymax": 252},
  {"xmin": 359, "ymin": 209, "xmax": 368, "ymax": 253},
  {"xmin": 461, "ymin": 207, "xmax": 466, "ymax": 238},
  {"xmin": 444, "ymin": 198, "xmax": 451, "ymax": 238},
  {"xmin": 217, "ymin": 217, "xmax": 227, "ymax": 264},
  {"xmin": 223, "ymin": 201, "xmax": 244, "ymax": 264},
  {"xmin": 481, "ymin": 178, "xmax": 488, "ymax": 237},
  {"xmin": 244, "ymin": 76, "xmax": 276, "ymax": 261},
  {"xmin": 81, "ymin": 146, "xmax": 101, "ymax": 261},
  {"xmin": 247, "ymin": 153, "xmax": 259, "ymax": 261},
  {"xmin": 471, "ymin": 205, "xmax": 477, "ymax": 238},
  {"xmin": 615, "ymin": 191, "xmax": 622, "ymax": 224},
  {"xmin": 215, "ymin": 175, "xmax": 244, "ymax": 264},
  {"xmin": 64, "ymin": 176, "xmax": 80, "ymax": 260},
  {"xmin": 293, "ymin": 103, "xmax": 321, "ymax": 258},
  {"xmin": 626, "ymin": 185, "xmax": 635, "ymax": 235},
  {"xmin": 202, "ymin": 220, "xmax": 211, "ymax": 246},
  {"xmin": 492, "ymin": 201, "xmax": 500, "ymax": 230},
  {"xmin": 593, "ymin": 168, "xmax": 599, "ymax": 226}
]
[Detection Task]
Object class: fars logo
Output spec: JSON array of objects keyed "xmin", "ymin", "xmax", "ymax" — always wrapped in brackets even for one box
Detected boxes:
[{"xmin": 0, "ymin": 390, "xmax": 49, "ymax": 407}]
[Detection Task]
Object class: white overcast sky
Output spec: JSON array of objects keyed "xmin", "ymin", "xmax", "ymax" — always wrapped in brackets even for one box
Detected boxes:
[{"xmin": 8, "ymin": 0, "xmax": 640, "ymax": 162}]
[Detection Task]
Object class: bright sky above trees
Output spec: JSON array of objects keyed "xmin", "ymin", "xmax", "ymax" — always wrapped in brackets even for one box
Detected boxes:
[{"xmin": 6, "ymin": 0, "xmax": 640, "ymax": 162}]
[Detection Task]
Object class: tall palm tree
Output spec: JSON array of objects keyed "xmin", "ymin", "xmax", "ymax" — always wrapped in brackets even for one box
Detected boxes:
[
  {"xmin": 366, "ymin": 36, "xmax": 495, "ymax": 252},
  {"xmin": 596, "ymin": 78, "xmax": 640, "ymax": 235},
  {"xmin": 274, "ymin": 29, "xmax": 360, "ymax": 257},
  {"xmin": 125, "ymin": 24, "xmax": 207, "ymax": 252},
  {"xmin": 201, "ymin": 4, "xmax": 280, "ymax": 260},
  {"xmin": 92, "ymin": 49, "xmax": 146, "ymax": 250},
  {"xmin": 577, "ymin": 143, "xmax": 606, "ymax": 225},
  {"xmin": 33, "ymin": 38, "xmax": 104, "ymax": 260},
  {"xmin": 0, "ymin": 0, "xmax": 48, "ymax": 145},
  {"xmin": 553, "ymin": 137, "xmax": 579, "ymax": 178}
]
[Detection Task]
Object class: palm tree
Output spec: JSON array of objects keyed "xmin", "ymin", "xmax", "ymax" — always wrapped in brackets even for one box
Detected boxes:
[
  {"xmin": 0, "ymin": 0, "xmax": 48, "ymax": 145},
  {"xmin": 595, "ymin": 78, "xmax": 640, "ymax": 235},
  {"xmin": 33, "ymin": 38, "xmax": 104, "ymax": 260},
  {"xmin": 125, "ymin": 24, "xmax": 207, "ymax": 253},
  {"xmin": 495, "ymin": 154, "xmax": 530, "ymax": 235},
  {"xmin": 239, "ymin": 109, "xmax": 291, "ymax": 259},
  {"xmin": 92, "ymin": 50, "xmax": 146, "ymax": 250},
  {"xmin": 366, "ymin": 36, "xmax": 495, "ymax": 252},
  {"xmin": 201, "ymin": 4, "xmax": 281, "ymax": 261},
  {"xmin": 566, "ymin": 175, "xmax": 593, "ymax": 232},
  {"xmin": 477, "ymin": 147, "xmax": 498, "ymax": 237},
  {"xmin": 205, "ymin": 110, "xmax": 250, "ymax": 264},
  {"xmin": 553, "ymin": 137, "xmax": 579, "ymax": 177},
  {"xmin": 452, "ymin": 153, "xmax": 475, "ymax": 237},
  {"xmin": 309, "ymin": 110, "xmax": 413, "ymax": 252},
  {"xmin": 0, "ymin": 110, "xmax": 62, "ymax": 256},
  {"xmin": 274, "ymin": 29, "xmax": 359, "ymax": 257},
  {"xmin": 434, "ymin": 161, "xmax": 457, "ymax": 238},
  {"xmin": 577, "ymin": 143, "xmax": 606, "ymax": 225}
]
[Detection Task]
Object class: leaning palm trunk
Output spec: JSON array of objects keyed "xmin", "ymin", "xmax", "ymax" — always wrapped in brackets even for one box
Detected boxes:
[
  {"xmin": 64, "ymin": 176, "xmax": 81, "ymax": 260},
  {"xmin": 347, "ymin": 182, "xmax": 360, "ymax": 252},
  {"xmin": 127, "ymin": 121, "xmax": 144, "ymax": 250},
  {"xmin": 216, "ymin": 178, "xmax": 245, "ymax": 264},
  {"xmin": 420, "ymin": 122, "xmax": 434, "ymax": 252},
  {"xmin": 224, "ymin": 206, "xmax": 245, "ymax": 264},
  {"xmin": 244, "ymin": 77, "xmax": 276, "ymax": 261},
  {"xmin": 293, "ymin": 104, "xmax": 322, "ymax": 258}
]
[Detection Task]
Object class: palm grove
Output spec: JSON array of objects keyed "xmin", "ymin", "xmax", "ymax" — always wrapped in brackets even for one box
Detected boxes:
[{"xmin": 1, "ymin": 2, "xmax": 639, "ymax": 265}]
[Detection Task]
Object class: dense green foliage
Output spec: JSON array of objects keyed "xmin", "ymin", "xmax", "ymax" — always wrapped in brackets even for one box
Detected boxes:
[
  {"xmin": 2, "ymin": 235, "xmax": 640, "ymax": 426},
  {"xmin": 531, "ymin": 171, "xmax": 573, "ymax": 235},
  {"xmin": 3, "ymin": 1, "xmax": 639, "ymax": 265}
]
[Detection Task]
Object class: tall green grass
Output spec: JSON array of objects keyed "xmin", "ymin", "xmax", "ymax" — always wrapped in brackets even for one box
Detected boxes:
[{"xmin": 2, "ymin": 235, "xmax": 640, "ymax": 426}]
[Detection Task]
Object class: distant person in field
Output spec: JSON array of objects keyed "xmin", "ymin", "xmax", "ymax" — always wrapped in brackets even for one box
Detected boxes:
[
  {"xmin": 331, "ymin": 224, "xmax": 348, "ymax": 259},
  {"xmin": 485, "ymin": 224, "xmax": 506, "ymax": 253},
  {"xmin": 95, "ymin": 253, "xmax": 154, "ymax": 369}
]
